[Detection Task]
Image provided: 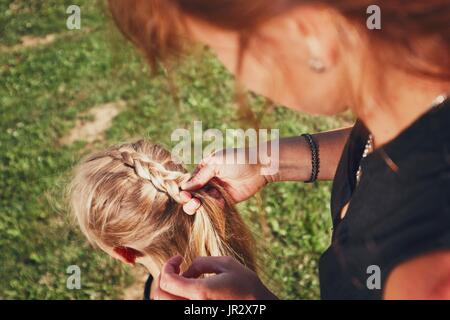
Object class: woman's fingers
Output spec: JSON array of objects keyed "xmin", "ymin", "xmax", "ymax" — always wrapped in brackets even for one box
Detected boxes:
[
  {"xmin": 181, "ymin": 162, "xmax": 216, "ymax": 191},
  {"xmin": 164, "ymin": 255, "xmax": 183, "ymax": 273},
  {"xmin": 153, "ymin": 273, "xmax": 186, "ymax": 300},
  {"xmin": 179, "ymin": 191, "xmax": 201, "ymax": 215},
  {"xmin": 159, "ymin": 256, "xmax": 274, "ymax": 300},
  {"xmin": 181, "ymin": 187, "xmax": 224, "ymax": 215},
  {"xmin": 160, "ymin": 256, "xmax": 207, "ymax": 300},
  {"xmin": 182, "ymin": 197, "xmax": 201, "ymax": 215},
  {"xmin": 179, "ymin": 191, "xmax": 192, "ymax": 203},
  {"xmin": 180, "ymin": 160, "xmax": 223, "ymax": 215},
  {"xmin": 182, "ymin": 256, "xmax": 228, "ymax": 278}
]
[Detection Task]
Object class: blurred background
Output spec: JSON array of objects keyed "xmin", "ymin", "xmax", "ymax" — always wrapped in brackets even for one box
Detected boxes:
[{"xmin": 0, "ymin": 0, "xmax": 353, "ymax": 299}]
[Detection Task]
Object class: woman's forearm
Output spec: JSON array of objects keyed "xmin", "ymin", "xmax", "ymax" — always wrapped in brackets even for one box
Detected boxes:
[{"xmin": 270, "ymin": 126, "xmax": 353, "ymax": 182}]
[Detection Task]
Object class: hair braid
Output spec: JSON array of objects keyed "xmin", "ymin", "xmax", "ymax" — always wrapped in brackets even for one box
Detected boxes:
[
  {"xmin": 70, "ymin": 140, "xmax": 257, "ymax": 274},
  {"xmin": 109, "ymin": 150, "xmax": 191, "ymax": 204},
  {"xmin": 110, "ymin": 150, "xmax": 230, "ymax": 259}
]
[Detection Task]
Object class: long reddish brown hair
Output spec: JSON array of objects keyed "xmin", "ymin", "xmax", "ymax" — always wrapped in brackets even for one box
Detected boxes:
[{"xmin": 107, "ymin": 0, "xmax": 450, "ymax": 81}]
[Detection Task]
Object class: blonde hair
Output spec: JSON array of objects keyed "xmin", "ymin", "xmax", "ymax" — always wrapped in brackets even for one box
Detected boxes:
[{"xmin": 69, "ymin": 140, "xmax": 256, "ymax": 273}]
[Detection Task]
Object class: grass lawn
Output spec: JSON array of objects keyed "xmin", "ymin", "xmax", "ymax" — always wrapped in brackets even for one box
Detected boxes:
[{"xmin": 0, "ymin": 0, "xmax": 350, "ymax": 299}]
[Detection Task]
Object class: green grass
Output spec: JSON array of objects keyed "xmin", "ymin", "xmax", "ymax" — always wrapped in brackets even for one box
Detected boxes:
[{"xmin": 0, "ymin": 0, "xmax": 348, "ymax": 299}]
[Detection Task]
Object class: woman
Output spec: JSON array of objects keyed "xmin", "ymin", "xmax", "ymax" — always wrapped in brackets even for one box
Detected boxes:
[{"xmin": 108, "ymin": 0, "xmax": 450, "ymax": 299}]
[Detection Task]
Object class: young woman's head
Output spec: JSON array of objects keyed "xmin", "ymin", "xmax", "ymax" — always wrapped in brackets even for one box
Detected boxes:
[
  {"xmin": 69, "ymin": 140, "xmax": 256, "ymax": 275},
  {"xmin": 108, "ymin": 0, "xmax": 450, "ymax": 115}
]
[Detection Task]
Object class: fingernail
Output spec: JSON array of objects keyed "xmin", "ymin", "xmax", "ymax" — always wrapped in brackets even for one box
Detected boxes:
[{"xmin": 184, "ymin": 199, "xmax": 201, "ymax": 215}]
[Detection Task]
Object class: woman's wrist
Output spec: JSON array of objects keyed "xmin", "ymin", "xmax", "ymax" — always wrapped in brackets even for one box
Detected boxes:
[
  {"xmin": 262, "ymin": 127, "xmax": 353, "ymax": 183},
  {"xmin": 262, "ymin": 136, "xmax": 313, "ymax": 183},
  {"xmin": 300, "ymin": 133, "xmax": 320, "ymax": 183}
]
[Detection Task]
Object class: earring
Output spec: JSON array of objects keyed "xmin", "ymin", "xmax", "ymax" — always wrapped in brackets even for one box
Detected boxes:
[
  {"xmin": 305, "ymin": 37, "xmax": 327, "ymax": 73},
  {"xmin": 308, "ymin": 57, "xmax": 326, "ymax": 73}
]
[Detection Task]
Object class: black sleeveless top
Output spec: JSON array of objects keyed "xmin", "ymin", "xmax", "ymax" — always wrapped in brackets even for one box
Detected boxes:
[{"xmin": 319, "ymin": 98, "xmax": 450, "ymax": 299}]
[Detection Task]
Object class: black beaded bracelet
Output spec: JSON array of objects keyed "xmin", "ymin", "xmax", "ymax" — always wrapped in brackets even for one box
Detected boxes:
[{"xmin": 301, "ymin": 133, "xmax": 320, "ymax": 183}]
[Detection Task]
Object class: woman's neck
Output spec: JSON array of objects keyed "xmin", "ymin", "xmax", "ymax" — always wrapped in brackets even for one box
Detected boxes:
[
  {"xmin": 356, "ymin": 70, "xmax": 449, "ymax": 148},
  {"xmin": 137, "ymin": 256, "xmax": 161, "ymax": 299}
]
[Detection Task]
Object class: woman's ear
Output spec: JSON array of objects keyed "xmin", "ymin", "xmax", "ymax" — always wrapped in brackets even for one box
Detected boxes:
[{"xmin": 113, "ymin": 246, "xmax": 144, "ymax": 264}]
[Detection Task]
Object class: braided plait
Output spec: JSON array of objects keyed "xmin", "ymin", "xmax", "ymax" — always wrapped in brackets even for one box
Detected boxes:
[
  {"xmin": 71, "ymin": 140, "xmax": 257, "ymax": 273},
  {"xmin": 109, "ymin": 150, "xmax": 190, "ymax": 204},
  {"xmin": 109, "ymin": 149, "xmax": 229, "ymax": 258}
]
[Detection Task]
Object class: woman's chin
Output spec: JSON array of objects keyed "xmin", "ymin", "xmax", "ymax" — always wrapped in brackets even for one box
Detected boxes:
[{"xmin": 290, "ymin": 103, "xmax": 347, "ymax": 116}]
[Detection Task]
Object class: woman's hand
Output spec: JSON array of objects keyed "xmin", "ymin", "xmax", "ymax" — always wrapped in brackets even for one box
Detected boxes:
[
  {"xmin": 180, "ymin": 129, "xmax": 354, "ymax": 215},
  {"xmin": 181, "ymin": 148, "xmax": 271, "ymax": 215},
  {"xmin": 154, "ymin": 255, "xmax": 277, "ymax": 300}
]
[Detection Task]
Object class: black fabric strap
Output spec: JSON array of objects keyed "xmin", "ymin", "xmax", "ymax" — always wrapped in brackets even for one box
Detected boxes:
[{"xmin": 302, "ymin": 134, "xmax": 320, "ymax": 183}]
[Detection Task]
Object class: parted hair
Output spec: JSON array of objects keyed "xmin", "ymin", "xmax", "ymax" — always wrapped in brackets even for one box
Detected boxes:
[{"xmin": 69, "ymin": 140, "xmax": 256, "ymax": 272}]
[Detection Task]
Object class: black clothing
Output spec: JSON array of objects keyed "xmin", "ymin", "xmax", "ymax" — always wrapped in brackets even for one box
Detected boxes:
[
  {"xmin": 319, "ymin": 98, "xmax": 450, "ymax": 299},
  {"xmin": 144, "ymin": 274, "xmax": 152, "ymax": 300}
]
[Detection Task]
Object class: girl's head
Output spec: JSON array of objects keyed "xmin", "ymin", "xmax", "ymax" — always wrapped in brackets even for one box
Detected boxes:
[
  {"xmin": 69, "ymin": 140, "xmax": 256, "ymax": 274},
  {"xmin": 108, "ymin": 0, "xmax": 450, "ymax": 115}
]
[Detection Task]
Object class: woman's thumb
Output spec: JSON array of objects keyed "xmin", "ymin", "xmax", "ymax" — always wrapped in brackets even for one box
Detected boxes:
[{"xmin": 181, "ymin": 164, "xmax": 216, "ymax": 191}]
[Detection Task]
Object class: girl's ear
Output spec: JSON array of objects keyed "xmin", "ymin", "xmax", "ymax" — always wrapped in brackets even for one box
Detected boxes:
[{"xmin": 113, "ymin": 246, "xmax": 144, "ymax": 264}]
